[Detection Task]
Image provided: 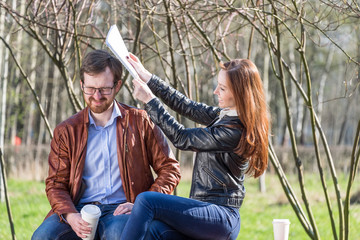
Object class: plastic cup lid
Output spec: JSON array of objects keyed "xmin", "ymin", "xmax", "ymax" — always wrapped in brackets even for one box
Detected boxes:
[
  {"xmin": 82, "ymin": 204, "xmax": 101, "ymax": 216},
  {"xmin": 273, "ymin": 219, "xmax": 290, "ymax": 224}
]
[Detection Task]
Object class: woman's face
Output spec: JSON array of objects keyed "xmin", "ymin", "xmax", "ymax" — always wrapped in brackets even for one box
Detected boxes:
[{"xmin": 214, "ymin": 69, "xmax": 236, "ymax": 110}]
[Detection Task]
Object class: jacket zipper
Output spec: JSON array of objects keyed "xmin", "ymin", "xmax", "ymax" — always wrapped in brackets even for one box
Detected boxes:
[
  {"xmin": 203, "ymin": 167, "xmax": 228, "ymax": 194},
  {"xmin": 122, "ymin": 114, "xmax": 130, "ymax": 201}
]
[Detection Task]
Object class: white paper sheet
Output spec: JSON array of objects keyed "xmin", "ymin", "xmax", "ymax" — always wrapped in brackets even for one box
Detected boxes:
[{"xmin": 105, "ymin": 25, "xmax": 139, "ymax": 79}]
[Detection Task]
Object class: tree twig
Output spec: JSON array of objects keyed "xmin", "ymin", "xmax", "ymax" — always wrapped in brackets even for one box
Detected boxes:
[{"xmin": 0, "ymin": 148, "xmax": 16, "ymax": 240}]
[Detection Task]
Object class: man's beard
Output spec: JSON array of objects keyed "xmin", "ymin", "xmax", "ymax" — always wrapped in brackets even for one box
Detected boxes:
[{"xmin": 86, "ymin": 96, "xmax": 113, "ymax": 114}]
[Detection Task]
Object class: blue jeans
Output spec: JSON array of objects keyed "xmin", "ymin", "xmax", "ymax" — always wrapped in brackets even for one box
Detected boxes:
[
  {"xmin": 32, "ymin": 203, "xmax": 129, "ymax": 240},
  {"xmin": 121, "ymin": 192, "xmax": 241, "ymax": 240}
]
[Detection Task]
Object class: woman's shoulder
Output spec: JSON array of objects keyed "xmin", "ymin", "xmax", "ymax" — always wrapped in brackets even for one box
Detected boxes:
[{"xmin": 215, "ymin": 116, "xmax": 243, "ymax": 129}]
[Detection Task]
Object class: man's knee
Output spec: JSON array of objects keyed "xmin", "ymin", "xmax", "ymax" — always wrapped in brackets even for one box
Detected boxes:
[
  {"xmin": 32, "ymin": 219, "xmax": 56, "ymax": 240},
  {"xmin": 99, "ymin": 214, "xmax": 130, "ymax": 238},
  {"xmin": 31, "ymin": 214, "xmax": 78, "ymax": 240},
  {"xmin": 31, "ymin": 227, "xmax": 48, "ymax": 240}
]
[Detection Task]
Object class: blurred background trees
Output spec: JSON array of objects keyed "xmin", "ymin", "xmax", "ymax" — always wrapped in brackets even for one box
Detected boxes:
[{"xmin": 0, "ymin": 0, "xmax": 359, "ymax": 239}]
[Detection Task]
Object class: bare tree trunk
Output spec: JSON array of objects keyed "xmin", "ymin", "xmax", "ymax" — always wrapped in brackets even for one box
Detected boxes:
[
  {"xmin": 34, "ymin": 55, "xmax": 49, "ymax": 181},
  {"xmin": 344, "ymin": 30, "xmax": 360, "ymax": 236},
  {"xmin": 25, "ymin": 39, "xmax": 39, "ymax": 146},
  {"xmin": 11, "ymin": 0, "xmax": 26, "ymax": 147},
  {"xmin": 299, "ymin": 105, "xmax": 307, "ymax": 145},
  {"xmin": 317, "ymin": 48, "xmax": 334, "ymax": 124},
  {"xmin": 259, "ymin": 46, "xmax": 271, "ymax": 193},
  {"xmin": 337, "ymin": 99, "xmax": 352, "ymax": 145},
  {"xmin": 60, "ymin": 84, "xmax": 72, "ymax": 122},
  {"xmin": 46, "ymin": 66, "xmax": 60, "ymax": 143},
  {"xmin": 288, "ymin": 41, "xmax": 303, "ymax": 144},
  {"xmin": 9, "ymin": 83, "xmax": 20, "ymax": 145},
  {"xmin": 0, "ymin": 7, "xmax": 7, "ymax": 202},
  {"xmin": 0, "ymin": 148, "xmax": 16, "ymax": 240},
  {"xmin": 0, "ymin": 29, "xmax": 10, "ymax": 202},
  {"xmin": 110, "ymin": 0, "xmax": 118, "ymax": 25}
]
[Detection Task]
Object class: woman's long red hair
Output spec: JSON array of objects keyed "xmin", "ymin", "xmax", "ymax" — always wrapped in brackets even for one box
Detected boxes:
[{"xmin": 220, "ymin": 59, "xmax": 269, "ymax": 178}]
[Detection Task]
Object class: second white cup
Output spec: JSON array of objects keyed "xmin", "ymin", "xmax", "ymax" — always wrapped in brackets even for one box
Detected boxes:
[{"xmin": 272, "ymin": 219, "xmax": 290, "ymax": 240}]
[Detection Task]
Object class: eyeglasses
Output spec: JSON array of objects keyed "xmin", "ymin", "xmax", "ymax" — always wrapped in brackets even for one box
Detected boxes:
[{"xmin": 82, "ymin": 83, "xmax": 116, "ymax": 95}]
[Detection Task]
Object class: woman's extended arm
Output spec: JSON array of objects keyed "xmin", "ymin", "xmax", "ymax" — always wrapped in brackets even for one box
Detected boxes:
[
  {"xmin": 144, "ymin": 97, "xmax": 242, "ymax": 152},
  {"xmin": 128, "ymin": 53, "xmax": 220, "ymax": 126},
  {"xmin": 147, "ymin": 75, "xmax": 220, "ymax": 126}
]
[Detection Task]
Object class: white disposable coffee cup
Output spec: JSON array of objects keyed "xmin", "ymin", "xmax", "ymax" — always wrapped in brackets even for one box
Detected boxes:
[
  {"xmin": 273, "ymin": 219, "xmax": 290, "ymax": 240},
  {"xmin": 80, "ymin": 204, "xmax": 101, "ymax": 240}
]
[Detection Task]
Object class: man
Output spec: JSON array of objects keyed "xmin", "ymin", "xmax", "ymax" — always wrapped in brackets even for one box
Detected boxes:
[{"xmin": 32, "ymin": 50, "xmax": 181, "ymax": 239}]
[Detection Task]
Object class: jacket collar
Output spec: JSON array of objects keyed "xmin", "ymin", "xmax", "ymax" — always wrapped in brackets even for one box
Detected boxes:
[
  {"xmin": 82, "ymin": 100, "xmax": 128, "ymax": 126},
  {"xmin": 218, "ymin": 109, "xmax": 237, "ymax": 120},
  {"xmin": 115, "ymin": 101, "xmax": 129, "ymax": 120}
]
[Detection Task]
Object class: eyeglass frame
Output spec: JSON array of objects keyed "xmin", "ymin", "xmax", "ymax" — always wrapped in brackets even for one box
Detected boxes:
[{"xmin": 81, "ymin": 81, "xmax": 118, "ymax": 95}]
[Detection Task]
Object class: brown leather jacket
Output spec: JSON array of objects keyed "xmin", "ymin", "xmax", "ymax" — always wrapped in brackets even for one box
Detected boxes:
[{"xmin": 45, "ymin": 101, "xmax": 181, "ymax": 219}]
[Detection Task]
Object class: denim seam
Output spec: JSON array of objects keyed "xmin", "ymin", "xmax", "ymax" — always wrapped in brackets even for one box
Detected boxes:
[
  {"xmin": 227, "ymin": 219, "xmax": 240, "ymax": 240},
  {"xmin": 99, "ymin": 218, "xmax": 106, "ymax": 239},
  {"xmin": 56, "ymin": 228, "xmax": 77, "ymax": 240},
  {"xmin": 154, "ymin": 205, "xmax": 226, "ymax": 222},
  {"xmin": 158, "ymin": 229, "xmax": 181, "ymax": 239},
  {"xmin": 226, "ymin": 211, "xmax": 240, "ymax": 240}
]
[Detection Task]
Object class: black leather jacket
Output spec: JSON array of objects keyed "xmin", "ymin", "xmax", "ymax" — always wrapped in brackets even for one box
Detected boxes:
[{"xmin": 144, "ymin": 75, "xmax": 248, "ymax": 208}]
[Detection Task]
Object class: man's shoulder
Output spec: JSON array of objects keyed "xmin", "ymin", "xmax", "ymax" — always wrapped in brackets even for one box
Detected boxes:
[
  {"xmin": 117, "ymin": 101, "xmax": 148, "ymax": 119},
  {"xmin": 55, "ymin": 108, "xmax": 87, "ymax": 131}
]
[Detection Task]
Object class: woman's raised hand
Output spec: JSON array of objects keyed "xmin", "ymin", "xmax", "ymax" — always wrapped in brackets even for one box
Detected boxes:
[
  {"xmin": 132, "ymin": 78, "xmax": 155, "ymax": 104},
  {"xmin": 127, "ymin": 53, "xmax": 152, "ymax": 83}
]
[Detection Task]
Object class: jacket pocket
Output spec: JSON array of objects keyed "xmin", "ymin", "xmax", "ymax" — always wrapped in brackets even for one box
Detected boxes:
[{"xmin": 203, "ymin": 167, "xmax": 228, "ymax": 194}]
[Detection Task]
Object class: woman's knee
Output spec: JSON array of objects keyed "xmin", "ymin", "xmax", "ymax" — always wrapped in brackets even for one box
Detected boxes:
[
  {"xmin": 135, "ymin": 191, "xmax": 161, "ymax": 207},
  {"xmin": 145, "ymin": 220, "xmax": 189, "ymax": 240}
]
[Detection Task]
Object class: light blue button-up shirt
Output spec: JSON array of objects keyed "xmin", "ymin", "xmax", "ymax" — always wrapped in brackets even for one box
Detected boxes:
[{"xmin": 79, "ymin": 101, "xmax": 126, "ymax": 204}]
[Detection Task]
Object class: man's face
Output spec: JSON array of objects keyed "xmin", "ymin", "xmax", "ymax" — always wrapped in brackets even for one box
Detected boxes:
[{"xmin": 81, "ymin": 67, "xmax": 121, "ymax": 114}]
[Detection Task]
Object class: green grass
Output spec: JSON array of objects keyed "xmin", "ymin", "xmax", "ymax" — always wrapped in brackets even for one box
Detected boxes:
[
  {"xmin": 0, "ymin": 180, "xmax": 50, "ymax": 240},
  {"xmin": 1, "ymin": 173, "xmax": 359, "ymax": 239}
]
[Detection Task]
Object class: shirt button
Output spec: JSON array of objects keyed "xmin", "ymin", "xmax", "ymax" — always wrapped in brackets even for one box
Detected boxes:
[{"xmin": 131, "ymin": 182, "xmax": 134, "ymax": 185}]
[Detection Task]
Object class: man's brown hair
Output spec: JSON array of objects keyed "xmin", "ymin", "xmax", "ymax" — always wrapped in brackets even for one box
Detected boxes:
[{"xmin": 80, "ymin": 50, "xmax": 123, "ymax": 84}]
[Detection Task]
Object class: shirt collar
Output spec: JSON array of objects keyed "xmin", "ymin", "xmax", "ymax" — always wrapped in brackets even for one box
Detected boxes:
[
  {"xmin": 89, "ymin": 100, "xmax": 122, "ymax": 128},
  {"xmin": 218, "ymin": 108, "xmax": 238, "ymax": 120}
]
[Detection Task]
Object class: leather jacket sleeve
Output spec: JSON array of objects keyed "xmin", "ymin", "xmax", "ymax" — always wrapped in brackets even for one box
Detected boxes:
[
  {"xmin": 148, "ymin": 75, "xmax": 221, "ymax": 126},
  {"xmin": 145, "ymin": 98, "xmax": 242, "ymax": 152},
  {"xmin": 142, "ymin": 113, "xmax": 181, "ymax": 194},
  {"xmin": 45, "ymin": 125, "xmax": 77, "ymax": 217}
]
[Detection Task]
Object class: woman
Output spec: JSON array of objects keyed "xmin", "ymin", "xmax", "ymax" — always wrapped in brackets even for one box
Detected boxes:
[{"xmin": 121, "ymin": 54, "xmax": 269, "ymax": 240}]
